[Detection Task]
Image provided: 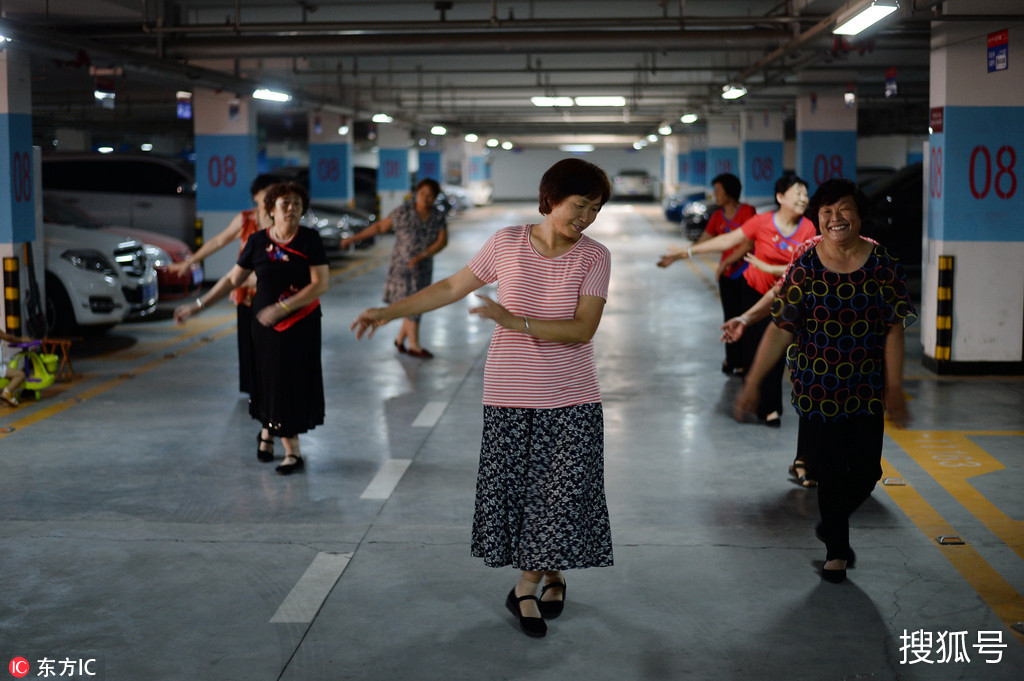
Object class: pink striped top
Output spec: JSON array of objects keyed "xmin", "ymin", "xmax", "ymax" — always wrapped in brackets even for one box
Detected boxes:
[{"xmin": 467, "ymin": 224, "xmax": 611, "ymax": 408}]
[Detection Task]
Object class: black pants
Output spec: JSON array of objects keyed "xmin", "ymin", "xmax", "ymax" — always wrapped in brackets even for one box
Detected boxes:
[
  {"xmin": 739, "ymin": 282, "xmax": 785, "ymax": 419},
  {"xmin": 798, "ymin": 415, "xmax": 885, "ymax": 561},
  {"xmin": 718, "ymin": 274, "xmax": 746, "ymax": 371}
]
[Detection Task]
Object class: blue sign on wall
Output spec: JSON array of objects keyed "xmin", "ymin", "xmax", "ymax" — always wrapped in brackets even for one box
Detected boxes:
[
  {"xmin": 0, "ymin": 114, "xmax": 36, "ymax": 243},
  {"xmin": 742, "ymin": 140, "xmax": 784, "ymax": 199},
  {"xmin": 418, "ymin": 151, "xmax": 442, "ymax": 183},
  {"xmin": 689, "ymin": 150, "xmax": 707, "ymax": 186},
  {"xmin": 378, "ymin": 149, "xmax": 409, "ymax": 192},
  {"xmin": 707, "ymin": 148, "xmax": 739, "ymax": 184},
  {"xmin": 195, "ymin": 134, "xmax": 258, "ymax": 211},
  {"xmin": 796, "ymin": 130, "xmax": 857, "ymax": 195},
  {"xmin": 930, "ymin": 106, "xmax": 1024, "ymax": 242},
  {"xmin": 309, "ymin": 143, "xmax": 352, "ymax": 201}
]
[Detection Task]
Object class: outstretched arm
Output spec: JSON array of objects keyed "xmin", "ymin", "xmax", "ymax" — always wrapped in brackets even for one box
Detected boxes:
[
  {"xmin": 351, "ymin": 265, "xmax": 485, "ymax": 338},
  {"xmin": 734, "ymin": 323, "xmax": 793, "ymax": 420},
  {"xmin": 470, "ymin": 293, "xmax": 605, "ymax": 344}
]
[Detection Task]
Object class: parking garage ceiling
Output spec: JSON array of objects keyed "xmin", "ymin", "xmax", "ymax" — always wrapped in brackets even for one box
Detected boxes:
[{"xmin": 0, "ymin": 0, "xmax": 990, "ymax": 149}]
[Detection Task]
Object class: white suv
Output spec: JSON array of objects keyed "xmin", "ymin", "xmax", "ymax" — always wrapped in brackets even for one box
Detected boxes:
[{"xmin": 43, "ymin": 224, "xmax": 158, "ymax": 334}]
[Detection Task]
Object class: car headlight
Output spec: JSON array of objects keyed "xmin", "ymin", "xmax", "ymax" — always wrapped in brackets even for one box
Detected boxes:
[
  {"xmin": 682, "ymin": 201, "xmax": 708, "ymax": 217},
  {"xmin": 143, "ymin": 245, "xmax": 174, "ymax": 268},
  {"xmin": 61, "ymin": 249, "xmax": 116, "ymax": 276}
]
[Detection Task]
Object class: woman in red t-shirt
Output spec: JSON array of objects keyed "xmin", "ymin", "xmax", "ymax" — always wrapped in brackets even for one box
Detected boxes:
[
  {"xmin": 691, "ymin": 173, "xmax": 756, "ymax": 375},
  {"xmin": 660, "ymin": 174, "xmax": 814, "ymax": 425}
]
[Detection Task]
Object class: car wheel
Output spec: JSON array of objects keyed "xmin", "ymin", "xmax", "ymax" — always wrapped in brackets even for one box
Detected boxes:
[{"xmin": 44, "ymin": 272, "xmax": 78, "ymax": 336}]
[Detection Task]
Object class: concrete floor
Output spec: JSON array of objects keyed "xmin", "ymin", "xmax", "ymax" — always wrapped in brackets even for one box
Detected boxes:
[{"xmin": 1, "ymin": 203, "xmax": 1021, "ymax": 681}]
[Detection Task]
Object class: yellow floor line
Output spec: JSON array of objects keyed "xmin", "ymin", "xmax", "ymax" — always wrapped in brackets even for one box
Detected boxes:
[
  {"xmin": 880, "ymin": 456, "xmax": 1024, "ymax": 643},
  {"xmin": 0, "ymin": 324, "xmax": 237, "ymax": 442},
  {"xmin": 887, "ymin": 430, "xmax": 1024, "ymax": 561}
]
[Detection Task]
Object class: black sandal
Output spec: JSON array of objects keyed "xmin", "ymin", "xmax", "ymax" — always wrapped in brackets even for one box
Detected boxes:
[
  {"xmin": 538, "ymin": 579, "xmax": 566, "ymax": 619},
  {"xmin": 505, "ymin": 589, "xmax": 546, "ymax": 638},
  {"xmin": 276, "ymin": 454, "xmax": 305, "ymax": 475},
  {"xmin": 257, "ymin": 432, "xmax": 275, "ymax": 462},
  {"xmin": 788, "ymin": 460, "xmax": 816, "ymax": 487}
]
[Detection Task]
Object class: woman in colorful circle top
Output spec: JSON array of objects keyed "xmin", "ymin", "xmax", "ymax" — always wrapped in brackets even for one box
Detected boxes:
[
  {"xmin": 351, "ymin": 158, "xmax": 613, "ymax": 639},
  {"xmin": 736, "ymin": 178, "xmax": 917, "ymax": 583},
  {"xmin": 660, "ymin": 174, "xmax": 814, "ymax": 426}
]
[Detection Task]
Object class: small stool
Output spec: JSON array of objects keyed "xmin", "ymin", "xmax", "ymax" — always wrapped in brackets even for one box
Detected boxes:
[{"xmin": 40, "ymin": 337, "xmax": 79, "ymax": 382}]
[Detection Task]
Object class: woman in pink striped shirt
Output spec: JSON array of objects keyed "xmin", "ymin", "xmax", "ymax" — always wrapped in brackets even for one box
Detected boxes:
[{"xmin": 352, "ymin": 158, "xmax": 613, "ymax": 639}]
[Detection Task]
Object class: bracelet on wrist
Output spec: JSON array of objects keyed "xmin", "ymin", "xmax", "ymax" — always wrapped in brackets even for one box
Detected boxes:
[
  {"xmin": 523, "ymin": 317, "xmax": 531, "ymax": 335},
  {"xmin": 195, "ymin": 298, "xmax": 204, "ymax": 310},
  {"xmin": 737, "ymin": 314, "xmax": 750, "ymax": 325},
  {"xmin": 687, "ymin": 245, "xmax": 694, "ymax": 258},
  {"xmin": 278, "ymin": 300, "xmax": 292, "ymax": 313}
]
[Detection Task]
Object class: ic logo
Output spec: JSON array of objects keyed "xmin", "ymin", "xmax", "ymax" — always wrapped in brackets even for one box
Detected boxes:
[{"xmin": 9, "ymin": 657, "xmax": 30, "ymax": 678}]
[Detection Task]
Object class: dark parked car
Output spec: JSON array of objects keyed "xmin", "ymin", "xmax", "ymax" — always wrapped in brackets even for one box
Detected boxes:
[
  {"xmin": 860, "ymin": 162, "xmax": 923, "ymax": 277},
  {"xmin": 299, "ymin": 203, "xmax": 376, "ymax": 251},
  {"xmin": 663, "ymin": 190, "xmax": 706, "ymax": 223}
]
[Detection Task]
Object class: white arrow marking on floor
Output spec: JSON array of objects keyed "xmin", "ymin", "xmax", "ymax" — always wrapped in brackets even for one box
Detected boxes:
[{"xmin": 270, "ymin": 552, "xmax": 352, "ymax": 623}]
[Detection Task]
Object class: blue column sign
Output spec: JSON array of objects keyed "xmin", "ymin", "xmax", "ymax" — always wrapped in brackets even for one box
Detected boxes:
[
  {"xmin": 309, "ymin": 143, "xmax": 352, "ymax": 201},
  {"xmin": 195, "ymin": 134, "xmax": 257, "ymax": 211},
  {"xmin": 418, "ymin": 151, "xmax": 442, "ymax": 183},
  {"xmin": 378, "ymin": 149, "xmax": 409, "ymax": 192}
]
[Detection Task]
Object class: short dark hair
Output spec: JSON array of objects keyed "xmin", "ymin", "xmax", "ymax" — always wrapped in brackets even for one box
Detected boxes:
[
  {"xmin": 414, "ymin": 178, "xmax": 442, "ymax": 197},
  {"xmin": 807, "ymin": 178, "xmax": 871, "ymax": 227},
  {"xmin": 263, "ymin": 182, "xmax": 310, "ymax": 217},
  {"xmin": 250, "ymin": 173, "xmax": 281, "ymax": 198},
  {"xmin": 773, "ymin": 173, "xmax": 807, "ymax": 205},
  {"xmin": 538, "ymin": 158, "xmax": 611, "ymax": 215},
  {"xmin": 711, "ymin": 173, "xmax": 742, "ymax": 201}
]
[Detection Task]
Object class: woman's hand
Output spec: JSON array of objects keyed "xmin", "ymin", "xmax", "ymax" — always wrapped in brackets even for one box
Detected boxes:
[
  {"xmin": 351, "ymin": 307, "xmax": 391, "ymax": 339},
  {"xmin": 468, "ymin": 294, "xmax": 512, "ymax": 327},
  {"xmin": 173, "ymin": 301, "xmax": 201, "ymax": 326},
  {"xmin": 720, "ymin": 318, "xmax": 746, "ymax": 343},
  {"xmin": 407, "ymin": 253, "xmax": 425, "ymax": 269},
  {"xmin": 256, "ymin": 302, "xmax": 289, "ymax": 328},
  {"xmin": 167, "ymin": 260, "xmax": 195, "ymax": 277},
  {"xmin": 657, "ymin": 248, "xmax": 688, "ymax": 268}
]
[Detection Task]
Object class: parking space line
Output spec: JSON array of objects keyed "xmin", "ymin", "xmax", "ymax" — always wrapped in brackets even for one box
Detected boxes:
[
  {"xmin": 269, "ymin": 552, "xmax": 352, "ymax": 624},
  {"xmin": 880, "ymin": 455, "xmax": 1024, "ymax": 641},
  {"xmin": 886, "ymin": 429, "xmax": 1024, "ymax": 560},
  {"xmin": 412, "ymin": 401, "xmax": 448, "ymax": 428},
  {"xmin": 359, "ymin": 459, "xmax": 412, "ymax": 500}
]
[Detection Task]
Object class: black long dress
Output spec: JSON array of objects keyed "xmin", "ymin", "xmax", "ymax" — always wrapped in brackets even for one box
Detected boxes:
[{"xmin": 237, "ymin": 227, "xmax": 328, "ymax": 437}]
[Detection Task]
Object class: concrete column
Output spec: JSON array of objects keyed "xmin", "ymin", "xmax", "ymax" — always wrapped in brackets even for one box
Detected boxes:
[
  {"xmin": 675, "ymin": 136, "xmax": 692, "ymax": 191},
  {"xmin": 662, "ymin": 135, "xmax": 680, "ymax": 194},
  {"xmin": 707, "ymin": 118, "xmax": 741, "ymax": 185},
  {"xmin": 0, "ymin": 48, "xmax": 35, "ymax": 334},
  {"xmin": 740, "ymin": 111, "xmax": 785, "ymax": 204},
  {"xmin": 193, "ymin": 89, "xmax": 259, "ymax": 278},
  {"xmin": 308, "ymin": 111, "xmax": 354, "ymax": 210},
  {"xmin": 376, "ymin": 123, "xmax": 411, "ymax": 217},
  {"xmin": 796, "ymin": 80, "xmax": 858, "ymax": 194},
  {"xmin": 923, "ymin": 1, "xmax": 1024, "ymax": 373}
]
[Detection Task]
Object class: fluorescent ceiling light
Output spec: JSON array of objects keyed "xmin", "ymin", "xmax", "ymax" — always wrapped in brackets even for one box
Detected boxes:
[
  {"xmin": 680, "ymin": 113, "xmax": 699, "ymax": 124},
  {"xmin": 140, "ymin": 143, "xmax": 154, "ymax": 152},
  {"xmin": 97, "ymin": 147, "xmax": 114, "ymax": 154},
  {"xmin": 658, "ymin": 125, "xmax": 673, "ymax": 136},
  {"xmin": 464, "ymin": 133, "xmax": 479, "ymax": 142},
  {"xmin": 338, "ymin": 125, "xmax": 350, "ymax": 135},
  {"xmin": 486, "ymin": 138, "xmax": 500, "ymax": 147},
  {"xmin": 253, "ymin": 88, "xmax": 291, "ymax": 102},
  {"xmin": 833, "ymin": 1, "xmax": 899, "ymax": 36},
  {"xmin": 574, "ymin": 96, "xmax": 626, "ymax": 107},
  {"xmin": 647, "ymin": 134, "xmax": 658, "ymax": 142},
  {"xmin": 372, "ymin": 113, "xmax": 393, "ymax": 123},
  {"xmin": 560, "ymin": 144, "xmax": 595, "ymax": 153},
  {"xmin": 501, "ymin": 141, "xmax": 514, "ymax": 150},
  {"xmin": 531, "ymin": 96, "xmax": 574, "ymax": 107},
  {"xmin": 633, "ymin": 141, "xmax": 644, "ymax": 150},
  {"xmin": 721, "ymin": 85, "xmax": 747, "ymax": 100},
  {"xmin": 430, "ymin": 125, "xmax": 447, "ymax": 135}
]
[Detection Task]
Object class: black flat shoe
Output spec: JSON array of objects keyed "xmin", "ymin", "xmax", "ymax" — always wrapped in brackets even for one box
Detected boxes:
[
  {"xmin": 505, "ymin": 589, "xmax": 546, "ymax": 638},
  {"xmin": 764, "ymin": 416, "xmax": 781, "ymax": 428},
  {"xmin": 257, "ymin": 432, "xmax": 274, "ymax": 462},
  {"xmin": 538, "ymin": 580, "xmax": 566, "ymax": 619},
  {"xmin": 821, "ymin": 564, "xmax": 848, "ymax": 583},
  {"xmin": 276, "ymin": 455, "xmax": 305, "ymax": 475}
]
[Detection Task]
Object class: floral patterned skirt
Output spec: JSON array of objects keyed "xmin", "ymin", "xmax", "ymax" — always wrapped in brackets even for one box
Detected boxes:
[{"xmin": 471, "ymin": 403, "xmax": 613, "ymax": 570}]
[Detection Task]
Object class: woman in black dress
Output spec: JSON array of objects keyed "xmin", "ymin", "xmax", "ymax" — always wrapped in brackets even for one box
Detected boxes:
[{"xmin": 175, "ymin": 182, "xmax": 329, "ymax": 474}]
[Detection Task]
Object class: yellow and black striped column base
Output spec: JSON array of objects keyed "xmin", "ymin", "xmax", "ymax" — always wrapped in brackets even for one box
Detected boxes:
[{"xmin": 3, "ymin": 257, "xmax": 21, "ymax": 335}]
